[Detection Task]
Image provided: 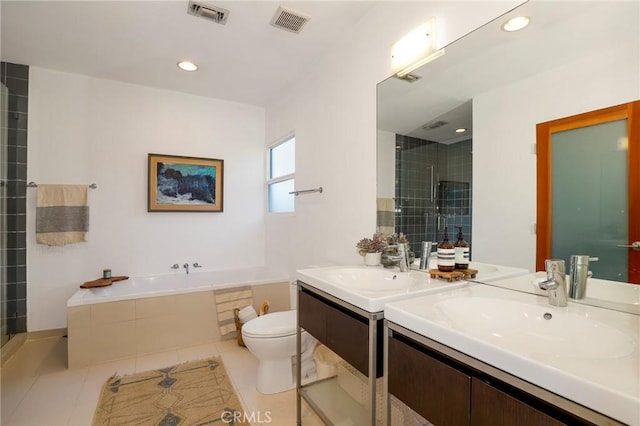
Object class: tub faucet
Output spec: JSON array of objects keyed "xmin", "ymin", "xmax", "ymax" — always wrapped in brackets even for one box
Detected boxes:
[
  {"xmin": 569, "ymin": 255, "xmax": 598, "ymax": 299},
  {"xmin": 183, "ymin": 263, "xmax": 189, "ymax": 275},
  {"xmin": 538, "ymin": 259, "xmax": 567, "ymax": 307}
]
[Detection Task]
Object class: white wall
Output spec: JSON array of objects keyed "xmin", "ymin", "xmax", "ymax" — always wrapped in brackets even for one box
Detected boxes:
[
  {"xmin": 27, "ymin": 68, "xmax": 266, "ymax": 331},
  {"xmin": 376, "ymin": 130, "xmax": 395, "ymax": 199},
  {"xmin": 265, "ymin": 1, "xmax": 521, "ymax": 275},
  {"xmin": 473, "ymin": 43, "xmax": 640, "ymax": 271}
]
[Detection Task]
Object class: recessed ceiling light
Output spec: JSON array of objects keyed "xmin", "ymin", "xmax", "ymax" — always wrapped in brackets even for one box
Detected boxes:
[
  {"xmin": 501, "ymin": 16, "xmax": 530, "ymax": 32},
  {"xmin": 455, "ymin": 128, "xmax": 467, "ymax": 133},
  {"xmin": 177, "ymin": 61, "xmax": 198, "ymax": 71}
]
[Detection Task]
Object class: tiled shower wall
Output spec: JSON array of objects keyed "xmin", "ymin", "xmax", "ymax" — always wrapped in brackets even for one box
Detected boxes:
[
  {"xmin": 1, "ymin": 62, "xmax": 28, "ymax": 334},
  {"xmin": 395, "ymin": 135, "xmax": 472, "ymax": 259}
]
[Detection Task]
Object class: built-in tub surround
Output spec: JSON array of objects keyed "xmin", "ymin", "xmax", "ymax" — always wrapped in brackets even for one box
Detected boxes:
[{"xmin": 67, "ymin": 267, "xmax": 289, "ymax": 368}]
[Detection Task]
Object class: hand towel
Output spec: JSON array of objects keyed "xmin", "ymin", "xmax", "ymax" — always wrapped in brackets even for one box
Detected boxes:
[
  {"xmin": 36, "ymin": 184, "xmax": 89, "ymax": 246},
  {"xmin": 376, "ymin": 197, "xmax": 395, "ymax": 236}
]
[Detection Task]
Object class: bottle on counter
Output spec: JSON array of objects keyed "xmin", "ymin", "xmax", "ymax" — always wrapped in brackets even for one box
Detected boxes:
[
  {"xmin": 454, "ymin": 227, "xmax": 470, "ymax": 270},
  {"xmin": 437, "ymin": 227, "xmax": 455, "ymax": 272}
]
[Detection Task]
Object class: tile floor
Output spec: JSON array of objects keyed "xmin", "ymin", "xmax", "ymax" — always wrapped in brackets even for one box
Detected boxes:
[{"xmin": 0, "ymin": 336, "xmax": 324, "ymax": 425}]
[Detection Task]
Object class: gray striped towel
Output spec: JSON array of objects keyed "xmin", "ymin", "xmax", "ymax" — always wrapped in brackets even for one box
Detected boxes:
[
  {"xmin": 376, "ymin": 197, "xmax": 395, "ymax": 236},
  {"xmin": 36, "ymin": 184, "xmax": 89, "ymax": 246}
]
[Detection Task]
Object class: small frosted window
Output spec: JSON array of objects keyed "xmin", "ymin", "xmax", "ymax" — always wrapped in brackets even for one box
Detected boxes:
[
  {"xmin": 270, "ymin": 137, "xmax": 295, "ymax": 179},
  {"xmin": 268, "ymin": 136, "xmax": 295, "ymax": 213}
]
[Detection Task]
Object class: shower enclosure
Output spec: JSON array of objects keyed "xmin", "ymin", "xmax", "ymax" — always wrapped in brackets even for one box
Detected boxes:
[{"xmin": 395, "ymin": 135, "xmax": 472, "ymax": 260}]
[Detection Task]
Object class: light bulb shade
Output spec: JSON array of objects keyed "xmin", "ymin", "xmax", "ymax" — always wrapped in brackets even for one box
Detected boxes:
[{"xmin": 391, "ymin": 18, "xmax": 440, "ymax": 76}]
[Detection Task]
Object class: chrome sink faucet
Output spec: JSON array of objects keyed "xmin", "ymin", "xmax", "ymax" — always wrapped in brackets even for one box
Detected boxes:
[
  {"xmin": 569, "ymin": 255, "xmax": 598, "ymax": 299},
  {"xmin": 539, "ymin": 259, "xmax": 568, "ymax": 307},
  {"xmin": 183, "ymin": 263, "xmax": 189, "ymax": 275},
  {"xmin": 396, "ymin": 243, "xmax": 410, "ymax": 272}
]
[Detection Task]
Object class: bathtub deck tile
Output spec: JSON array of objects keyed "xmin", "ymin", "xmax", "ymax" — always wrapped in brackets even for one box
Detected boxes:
[
  {"xmin": 134, "ymin": 296, "xmax": 174, "ymax": 319},
  {"xmin": 91, "ymin": 300, "xmax": 136, "ymax": 325},
  {"xmin": 67, "ymin": 305, "xmax": 91, "ymax": 331}
]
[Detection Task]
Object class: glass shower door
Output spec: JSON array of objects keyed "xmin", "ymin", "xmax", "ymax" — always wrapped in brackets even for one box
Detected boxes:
[
  {"xmin": 551, "ymin": 120, "xmax": 628, "ymax": 282},
  {"xmin": 1, "ymin": 83, "xmax": 8, "ymax": 346}
]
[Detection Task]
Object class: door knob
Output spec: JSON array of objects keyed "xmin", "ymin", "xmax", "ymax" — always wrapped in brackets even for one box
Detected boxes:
[{"xmin": 617, "ymin": 241, "xmax": 640, "ymax": 251}]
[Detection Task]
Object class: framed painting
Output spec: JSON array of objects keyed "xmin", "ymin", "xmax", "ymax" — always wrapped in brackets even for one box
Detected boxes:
[{"xmin": 148, "ymin": 153, "xmax": 224, "ymax": 212}]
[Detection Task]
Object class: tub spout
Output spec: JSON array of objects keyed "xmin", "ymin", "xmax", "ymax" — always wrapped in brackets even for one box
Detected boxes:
[{"xmin": 183, "ymin": 263, "xmax": 189, "ymax": 274}]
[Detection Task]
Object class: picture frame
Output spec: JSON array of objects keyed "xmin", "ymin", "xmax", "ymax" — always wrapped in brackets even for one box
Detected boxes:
[{"xmin": 148, "ymin": 153, "xmax": 224, "ymax": 212}]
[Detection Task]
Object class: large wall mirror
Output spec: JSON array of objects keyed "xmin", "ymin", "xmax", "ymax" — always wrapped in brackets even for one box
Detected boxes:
[{"xmin": 376, "ymin": 1, "xmax": 639, "ymax": 308}]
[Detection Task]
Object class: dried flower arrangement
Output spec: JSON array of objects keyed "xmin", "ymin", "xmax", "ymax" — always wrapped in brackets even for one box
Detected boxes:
[{"xmin": 356, "ymin": 232, "xmax": 388, "ymax": 256}]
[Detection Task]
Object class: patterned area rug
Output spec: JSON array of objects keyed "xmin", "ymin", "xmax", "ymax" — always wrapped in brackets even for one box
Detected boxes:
[{"xmin": 92, "ymin": 357, "xmax": 249, "ymax": 425}]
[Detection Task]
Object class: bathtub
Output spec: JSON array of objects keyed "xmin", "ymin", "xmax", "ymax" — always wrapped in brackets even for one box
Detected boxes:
[
  {"xmin": 66, "ymin": 267, "xmax": 290, "ymax": 368},
  {"xmin": 67, "ymin": 266, "xmax": 288, "ymax": 307}
]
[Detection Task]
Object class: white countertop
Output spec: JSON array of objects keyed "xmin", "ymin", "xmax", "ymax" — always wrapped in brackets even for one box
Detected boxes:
[
  {"xmin": 384, "ymin": 284, "xmax": 640, "ymax": 425},
  {"xmin": 296, "ymin": 265, "xmax": 469, "ymax": 312}
]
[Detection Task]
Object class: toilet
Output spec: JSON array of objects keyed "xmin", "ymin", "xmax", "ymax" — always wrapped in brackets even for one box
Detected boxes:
[{"xmin": 242, "ymin": 309, "xmax": 317, "ymax": 394}]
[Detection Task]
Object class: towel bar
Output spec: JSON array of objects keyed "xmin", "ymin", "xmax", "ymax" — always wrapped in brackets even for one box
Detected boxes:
[
  {"xmin": 289, "ymin": 187, "xmax": 323, "ymax": 196},
  {"xmin": 27, "ymin": 182, "xmax": 97, "ymax": 189}
]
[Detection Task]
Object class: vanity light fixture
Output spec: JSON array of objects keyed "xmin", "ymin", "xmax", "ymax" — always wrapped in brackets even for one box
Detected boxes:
[
  {"xmin": 501, "ymin": 16, "xmax": 530, "ymax": 32},
  {"xmin": 177, "ymin": 61, "xmax": 198, "ymax": 71},
  {"xmin": 391, "ymin": 18, "xmax": 444, "ymax": 78},
  {"xmin": 455, "ymin": 128, "xmax": 467, "ymax": 133}
]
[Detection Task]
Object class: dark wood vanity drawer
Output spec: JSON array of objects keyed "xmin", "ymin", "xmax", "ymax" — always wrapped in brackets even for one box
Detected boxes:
[
  {"xmin": 325, "ymin": 301, "xmax": 369, "ymax": 376},
  {"xmin": 298, "ymin": 284, "xmax": 383, "ymax": 378},
  {"xmin": 470, "ymin": 378, "xmax": 566, "ymax": 426},
  {"xmin": 389, "ymin": 334, "xmax": 471, "ymax": 426},
  {"xmin": 298, "ymin": 289, "xmax": 327, "ymax": 343}
]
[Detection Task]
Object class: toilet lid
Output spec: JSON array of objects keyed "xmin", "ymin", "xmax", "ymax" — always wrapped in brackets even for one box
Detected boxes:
[{"xmin": 242, "ymin": 310, "xmax": 297, "ymax": 338}]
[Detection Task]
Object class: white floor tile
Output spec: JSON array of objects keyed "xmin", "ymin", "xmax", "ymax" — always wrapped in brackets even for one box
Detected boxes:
[
  {"xmin": 0, "ymin": 336, "xmax": 327, "ymax": 426},
  {"xmin": 7, "ymin": 367, "xmax": 87, "ymax": 425},
  {"xmin": 134, "ymin": 349, "xmax": 180, "ymax": 373},
  {"xmin": 176, "ymin": 341, "xmax": 219, "ymax": 363}
]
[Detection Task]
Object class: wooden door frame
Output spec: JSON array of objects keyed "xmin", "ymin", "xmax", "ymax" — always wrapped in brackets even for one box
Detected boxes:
[{"xmin": 536, "ymin": 100, "xmax": 640, "ymax": 283}]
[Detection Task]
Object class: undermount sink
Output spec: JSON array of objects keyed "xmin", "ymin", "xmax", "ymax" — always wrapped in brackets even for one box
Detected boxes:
[
  {"xmin": 321, "ymin": 268, "xmax": 412, "ymax": 291},
  {"xmin": 434, "ymin": 296, "xmax": 636, "ymax": 360}
]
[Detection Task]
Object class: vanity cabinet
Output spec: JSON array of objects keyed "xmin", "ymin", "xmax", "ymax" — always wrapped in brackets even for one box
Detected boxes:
[
  {"xmin": 386, "ymin": 322, "xmax": 621, "ymax": 426},
  {"xmin": 296, "ymin": 281, "xmax": 384, "ymax": 425}
]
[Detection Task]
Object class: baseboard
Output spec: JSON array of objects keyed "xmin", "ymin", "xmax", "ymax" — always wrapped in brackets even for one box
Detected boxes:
[
  {"xmin": 27, "ymin": 328, "xmax": 67, "ymax": 340},
  {"xmin": 1, "ymin": 333, "xmax": 27, "ymax": 366}
]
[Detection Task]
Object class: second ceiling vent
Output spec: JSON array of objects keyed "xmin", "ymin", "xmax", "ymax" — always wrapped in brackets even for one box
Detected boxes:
[
  {"xmin": 187, "ymin": 1, "xmax": 229, "ymax": 25},
  {"xmin": 270, "ymin": 6, "xmax": 310, "ymax": 34}
]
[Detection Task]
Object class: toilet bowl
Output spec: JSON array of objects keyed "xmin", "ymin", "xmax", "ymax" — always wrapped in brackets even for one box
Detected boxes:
[{"xmin": 242, "ymin": 310, "xmax": 317, "ymax": 394}]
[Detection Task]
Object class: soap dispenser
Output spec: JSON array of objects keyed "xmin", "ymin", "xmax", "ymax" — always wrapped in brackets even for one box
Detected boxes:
[
  {"xmin": 454, "ymin": 226, "xmax": 470, "ymax": 270},
  {"xmin": 437, "ymin": 227, "xmax": 455, "ymax": 272}
]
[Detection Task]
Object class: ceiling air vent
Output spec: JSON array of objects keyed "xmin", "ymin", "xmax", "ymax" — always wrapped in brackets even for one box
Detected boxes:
[
  {"xmin": 187, "ymin": 1, "xmax": 229, "ymax": 25},
  {"xmin": 423, "ymin": 120, "xmax": 448, "ymax": 130},
  {"xmin": 270, "ymin": 6, "xmax": 310, "ymax": 34}
]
